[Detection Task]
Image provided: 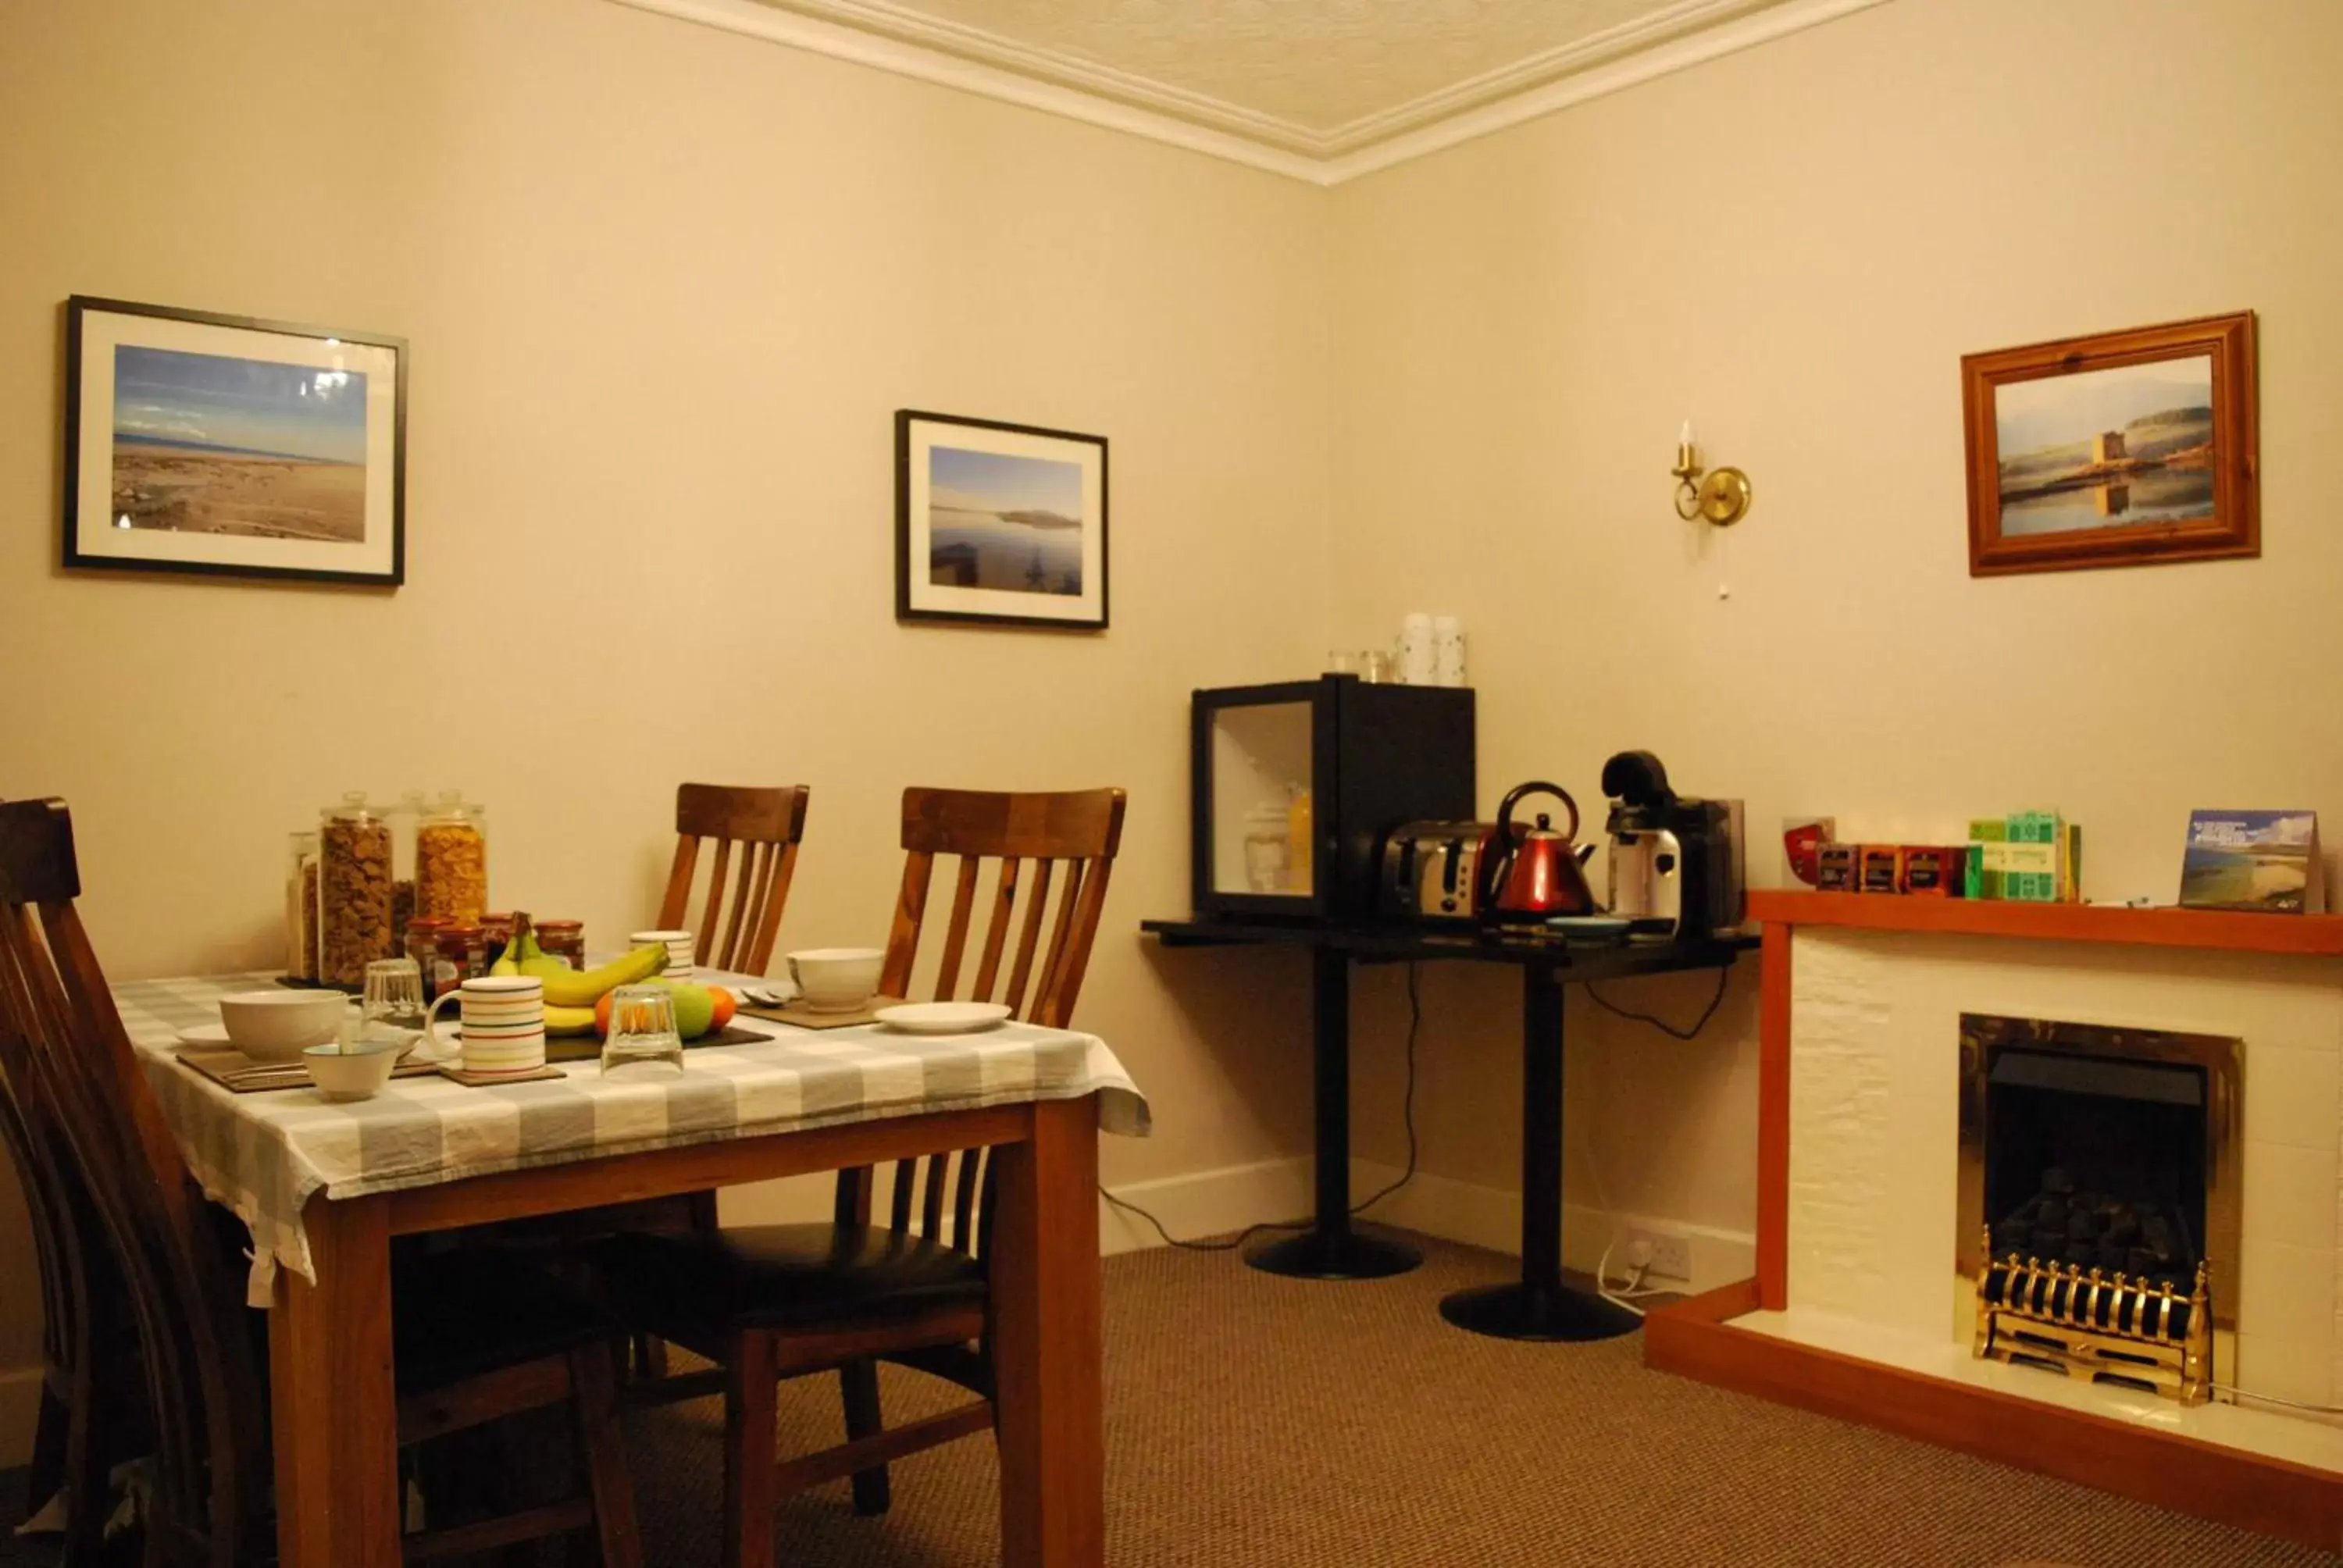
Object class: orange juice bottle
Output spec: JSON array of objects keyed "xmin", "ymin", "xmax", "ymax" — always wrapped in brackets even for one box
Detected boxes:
[{"xmin": 1286, "ymin": 786, "xmax": 1314, "ymax": 895}]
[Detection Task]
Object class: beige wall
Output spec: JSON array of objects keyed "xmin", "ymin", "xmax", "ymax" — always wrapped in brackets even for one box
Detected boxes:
[
  {"xmin": 0, "ymin": 0, "xmax": 1336, "ymax": 1439},
  {"xmin": 5, "ymin": 0, "xmax": 2338, "ymax": 1447},
  {"xmin": 1329, "ymin": 0, "xmax": 2343, "ymax": 1248}
]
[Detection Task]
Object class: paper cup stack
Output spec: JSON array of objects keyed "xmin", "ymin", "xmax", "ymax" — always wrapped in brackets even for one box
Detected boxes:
[
  {"xmin": 454, "ymin": 975, "xmax": 547, "ymax": 1077},
  {"xmin": 632, "ymin": 929, "xmax": 696, "ymax": 980}
]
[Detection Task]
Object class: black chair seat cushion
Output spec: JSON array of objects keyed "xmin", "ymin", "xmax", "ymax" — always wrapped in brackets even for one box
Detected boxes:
[
  {"xmin": 591, "ymin": 1223, "xmax": 986, "ymax": 1336},
  {"xmin": 390, "ymin": 1247, "xmax": 621, "ymax": 1394}
]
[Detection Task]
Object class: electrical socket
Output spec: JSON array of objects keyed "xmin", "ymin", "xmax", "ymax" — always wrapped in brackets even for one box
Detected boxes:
[{"xmin": 1618, "ymin": 1226, "xmax": 1692, "ymax": 1283}]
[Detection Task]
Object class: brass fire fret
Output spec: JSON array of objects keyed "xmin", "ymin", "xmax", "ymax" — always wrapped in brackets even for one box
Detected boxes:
[{"xmin": 1971, "ymin": 1227, "xmax": 2211, "ymax": 1404}]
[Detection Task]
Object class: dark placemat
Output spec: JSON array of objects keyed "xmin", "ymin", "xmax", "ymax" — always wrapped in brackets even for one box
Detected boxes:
[
  {"xmin": 436, "ymin": 1061, "xmax": 569, "ymax": 1087},
  {"xmin": 736, "ymin": 996, "xmax": 905, "ymax": 1031},
  {"xmin": 542, "ymin": 1025, "xmax": 771, "ymax": 1062},
  {"xmin": 177, "ymin": 1046, "xmax": 437, "ymax": 1095}
]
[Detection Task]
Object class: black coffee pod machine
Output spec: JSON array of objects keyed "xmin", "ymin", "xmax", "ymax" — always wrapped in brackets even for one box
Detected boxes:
[{"xmin": 1599, "ymin": 750, "xmax": 1742, "ymax": 940}]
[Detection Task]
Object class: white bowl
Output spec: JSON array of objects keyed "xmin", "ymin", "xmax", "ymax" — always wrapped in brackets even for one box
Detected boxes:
[
  {"xmin": 219, "ymin": 990, "xmax": 347, "ymax": 1062},
  {"xmin": 302, "ymin": 1039, "xmax": 405, "ymax": 1100},
  {"xmin": 786, "ymin": 947, "xmax": 886, "ymax": 1013}
]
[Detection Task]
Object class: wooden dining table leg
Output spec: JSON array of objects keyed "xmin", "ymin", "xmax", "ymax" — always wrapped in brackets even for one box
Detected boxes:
[
  {"xmin": 270, "ymin": 1192, "xmax": 400, "ymax": 1567},
  {"xmin": 990, "ymin": 1095, "xmax": 1104, "ymax": 1568}
]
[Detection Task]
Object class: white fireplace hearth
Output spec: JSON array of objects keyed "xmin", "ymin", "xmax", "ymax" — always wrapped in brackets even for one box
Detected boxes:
[{"xmin": 1750, "ymin": 925, "xmax": 2343, "ymax": 1465}]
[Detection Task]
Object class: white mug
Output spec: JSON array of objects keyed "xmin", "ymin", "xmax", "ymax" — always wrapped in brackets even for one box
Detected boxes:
[
  {"xmin": 786, "ymin": 947, "xmax": 886, "ymax": 1014},
  {"xmin": 423, "ymin": 975, "xmax": 545, "ymax": 1074},
  {"xmin": 631, "ymin": 928, "xmax": 696, "ymax": 979}
]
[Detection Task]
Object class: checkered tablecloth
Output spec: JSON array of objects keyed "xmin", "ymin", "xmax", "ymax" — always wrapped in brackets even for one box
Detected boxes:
[{"xmin": 114, "ymin": 974, "xmax": 1149, "ymax": 1304}]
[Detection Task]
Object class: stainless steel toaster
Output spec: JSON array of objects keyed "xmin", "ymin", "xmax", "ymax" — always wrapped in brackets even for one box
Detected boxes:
[{"xmin": 1378, "ymin": 821, "xmax": 1499, "ymax": 923}]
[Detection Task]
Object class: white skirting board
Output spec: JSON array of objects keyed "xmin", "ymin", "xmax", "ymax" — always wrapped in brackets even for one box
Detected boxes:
[
  {"xmin": 1101, "ymin": 1156, "xmax": 1755, "ymax": 1290},
  {"xmin": 714, "ymin": 1156, "xmax": 1754, "ymax": 1285}
]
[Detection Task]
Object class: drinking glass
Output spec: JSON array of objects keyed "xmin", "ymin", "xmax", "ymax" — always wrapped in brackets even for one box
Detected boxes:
[
  {"xmin": 1357, "ymin": 650, "xmax": 1395, "ymax": 684},
  {"xmin": 601, "ymin": 984, "xmax": 685, "ymax": 1078},
  {"xmin": 360, "ymin": 957, "xmax": 428, "ymax": 1049}
]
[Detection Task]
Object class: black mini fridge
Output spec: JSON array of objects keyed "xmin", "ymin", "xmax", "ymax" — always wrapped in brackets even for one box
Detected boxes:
[{"xmin": 1189, "ymin": 674, "xmax": 1475, "ymax": 921}]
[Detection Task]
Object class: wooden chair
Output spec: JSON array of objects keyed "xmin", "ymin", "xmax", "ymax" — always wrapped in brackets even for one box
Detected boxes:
[
  {"xmin": 658, "ymin": 784, "xmax": 810, "ymax": 975},
  {"xmin": 0, "ymin": 798, "xmax": 644, "ymax": 1568},
  {"xmin": 598, "ymin": 786, "xmax": 1125, "ymax": 1568},
  {"xmin": 0, "ymin": 948, "xmax": 133, "ymax": 1565}
]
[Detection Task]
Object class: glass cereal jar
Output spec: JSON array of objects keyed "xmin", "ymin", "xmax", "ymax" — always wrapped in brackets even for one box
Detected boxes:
[{"xmin": 415, "ymin": 792, "xmax": 489, "ymax": 925}]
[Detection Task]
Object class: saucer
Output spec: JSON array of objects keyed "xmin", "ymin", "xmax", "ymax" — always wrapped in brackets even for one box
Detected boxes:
[{"xmin": 874, "ymin": 1002, "xmax": 1012, "ymax": 1035}]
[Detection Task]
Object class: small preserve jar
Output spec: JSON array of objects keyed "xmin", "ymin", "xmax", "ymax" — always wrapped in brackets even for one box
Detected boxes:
[
  {"xmin": 535, "ymin": 920, "xmax": 586, "ymax": 971},
  {"xmin": 415, "ymin": 791, "xmax": 489, "ymax": 925},
  {"xmin": 434, "ymin": 924, "xmax": 486, "ymax": 997},
  {"xmin": 405, "ymin": 917, "xmax": 449, "ymax": 985},
  {"xmin": 479, "ymin": 912, "xmax": 515, "ymax": 969},
  {"xmin": 284, "ymin": 831, "xmax": 320, "ymax": 982},
  {"xmin": 319, "ymin": 793, "xmax": 395, "ymax": 988}
]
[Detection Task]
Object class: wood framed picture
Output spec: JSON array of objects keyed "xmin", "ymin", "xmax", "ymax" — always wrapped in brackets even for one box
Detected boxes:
[
  {"xmin": 1962, "ymin": 311, "xmax": 2257, "ymax": 577},
  {"xmin": 63, "ymin": 295, "xmax": 406, "ymax": 586},
  {"xmin": 896, "ymin": 410, "xmax": 1107, "ymax": 630}
]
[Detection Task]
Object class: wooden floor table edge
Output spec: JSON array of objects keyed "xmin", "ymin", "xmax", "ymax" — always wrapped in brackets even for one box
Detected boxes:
[{"xmin": 269, "ymin": 1095, "xmax": 1108, "ymax": 1567}]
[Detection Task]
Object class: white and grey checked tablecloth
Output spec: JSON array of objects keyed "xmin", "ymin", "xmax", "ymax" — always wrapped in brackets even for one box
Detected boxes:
[{"xmin": 113, "ymin": 974, "xmax": 1150, "ymax": 1305}]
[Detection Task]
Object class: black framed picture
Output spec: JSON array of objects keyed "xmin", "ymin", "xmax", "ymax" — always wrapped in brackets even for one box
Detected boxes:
[
  {"xmin": 63, "ymin": 295, "xmax": 407, "ymax": 586},
  {"xmin": 895, "ymin": 409, "xmax": 1107, "ymax": 630}
]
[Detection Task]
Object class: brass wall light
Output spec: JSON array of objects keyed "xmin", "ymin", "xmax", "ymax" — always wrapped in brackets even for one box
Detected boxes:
[{"xmin": 1672, "ymin": 421, "xmax": 1753, "ymax": 526}]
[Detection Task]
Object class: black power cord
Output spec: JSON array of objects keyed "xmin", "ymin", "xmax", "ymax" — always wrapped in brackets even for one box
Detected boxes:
[
  {"xmin": 1101, "ymin": 962, "xmax": 1422, "ymax": 1252},
  {"xmin": 1582, "ymin": 964, "xmax": 1731, "ymax": 1040}
]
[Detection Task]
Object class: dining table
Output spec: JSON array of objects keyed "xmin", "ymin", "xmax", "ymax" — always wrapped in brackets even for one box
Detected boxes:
[{"xmin": 112, "ymin": 971, "xmax": 1150, "ymax": 1568}]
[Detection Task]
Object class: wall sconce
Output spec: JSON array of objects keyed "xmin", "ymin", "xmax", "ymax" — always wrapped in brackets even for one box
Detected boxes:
[{"xmin": 1671, "ymin": 421, "xmax": 1753, "ymax": 526}]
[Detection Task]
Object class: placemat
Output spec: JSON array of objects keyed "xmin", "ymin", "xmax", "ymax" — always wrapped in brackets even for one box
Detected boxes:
[
  {"xmin": 436, "ymin": 1061, "xmax": 569, "ymax": 1087},
  {"xmin": 177, "ymin": 1046, "xmax": 439, "ymax": 1095},
  {"xmin": 736, "ymin": 996, "xmax": 907, "ymax": 1031},
  {"xmin": 543, "ymin": 1025, "xmax": 770, "ymax": 1062}
]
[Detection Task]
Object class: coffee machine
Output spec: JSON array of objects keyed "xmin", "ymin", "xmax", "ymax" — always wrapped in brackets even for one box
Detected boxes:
[{"xmin": 1599, "ymin": 750, "xmax": 1743, "ymax": 939}]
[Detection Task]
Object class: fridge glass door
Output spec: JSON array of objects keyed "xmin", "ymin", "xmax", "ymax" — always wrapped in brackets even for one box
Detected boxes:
[{"xmin": 1209, "ymin": 700, "xmax": 1314, "ymax": 898}]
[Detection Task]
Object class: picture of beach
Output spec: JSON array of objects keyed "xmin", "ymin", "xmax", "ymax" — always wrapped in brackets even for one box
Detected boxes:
[
  {"xmin": 2179, "ymin": 809, "xmax": 2318, "ymax": 913},
  {"xmin": 1993, "ymin": 356, "xmax": 2215, "ymax": 537},
  {"xmin": 897, "ymin": 410, "xmax": 1108, "ymax": 629},
  {"xmin": 109, "ymin": 344, "xmax": 369, "ymax": 543},
  {"xmin": 926, "ymin": 444, "xmax": 1086, "ymax": 596}
]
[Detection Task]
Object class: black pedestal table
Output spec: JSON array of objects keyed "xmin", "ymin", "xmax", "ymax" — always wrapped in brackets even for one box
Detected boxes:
[{"xmin": 1139, "ymin": 918, "xmax": 1753, "ymax": 1337}]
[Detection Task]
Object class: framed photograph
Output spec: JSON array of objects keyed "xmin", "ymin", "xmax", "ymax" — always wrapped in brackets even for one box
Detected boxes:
[
  {"xmin": 896, "ymin": 410, "xmax": 1107, "ymax": 630},
  {"xmin": 1962, "ymin": 311, "xmax": 2256, "ymax": 577},
  {"xmin": 63, "ymin": 295, "xmax": 406, "ymax": 586}
]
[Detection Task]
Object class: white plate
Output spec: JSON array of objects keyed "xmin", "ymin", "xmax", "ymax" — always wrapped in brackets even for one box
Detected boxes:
[
  {"xmin": 176, "ymin": 1022, "xmax": 232, "ymax": 1048},
  {"xmin": 873, "ymin": 1002, "xmax": 1012, "ymax": 1035}
]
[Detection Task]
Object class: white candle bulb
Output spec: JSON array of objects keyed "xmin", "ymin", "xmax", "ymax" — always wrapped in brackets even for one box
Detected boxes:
[{"xmin": 1680, "ymin": 419, "xmax": 1695, "ymax": 448}]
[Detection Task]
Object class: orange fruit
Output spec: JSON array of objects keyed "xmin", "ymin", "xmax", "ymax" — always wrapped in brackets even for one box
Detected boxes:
[{"xmin": 709, "ymin": 987, "xmax": 736, "ymax": 1030}]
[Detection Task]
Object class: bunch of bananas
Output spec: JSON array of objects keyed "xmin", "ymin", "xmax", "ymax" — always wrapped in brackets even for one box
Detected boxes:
[{"xmin": 491, "ymin": 914, "xmax": 670, "ymax": 1034}]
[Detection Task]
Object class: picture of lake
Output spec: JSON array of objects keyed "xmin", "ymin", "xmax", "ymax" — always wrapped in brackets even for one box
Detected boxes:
[
  {"xmin": 110, "ymin": 344, "xmax": 369, "ymax": 543},
  {"xmin": 1994, "ymin": 356, "xmax": 2215, "ymax": 537},
  {"xmin": 926, "ymin": 444, "xmax": 1085, "ymax": 597}
]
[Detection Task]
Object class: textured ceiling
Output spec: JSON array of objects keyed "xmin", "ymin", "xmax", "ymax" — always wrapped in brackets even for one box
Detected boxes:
[{"xmin": 749, "ymin": 0, "xmax": 1798, "ymax": 152}]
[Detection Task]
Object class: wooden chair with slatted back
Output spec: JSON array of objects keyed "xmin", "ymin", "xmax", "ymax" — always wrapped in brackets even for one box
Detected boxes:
[
  {"xmin": 0, "ymin": 943, "xmax": 128, "ymax": 1566},
  {"xmin": 658, "ymin": 784, "xmax": 810, "ymax": 975},
  {"xmin": 0, "ymin": 799, "xmax": 644, "ymax": 1568},
  {"xmin": 594, "ymin": 786, "xmax": 1125, "ymax": 1563}
]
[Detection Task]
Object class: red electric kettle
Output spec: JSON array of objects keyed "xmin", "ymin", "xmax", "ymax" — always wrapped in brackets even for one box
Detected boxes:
[{"xmin": 1476, "ymin": 781, "xmax": 1598, "ymax": 923}]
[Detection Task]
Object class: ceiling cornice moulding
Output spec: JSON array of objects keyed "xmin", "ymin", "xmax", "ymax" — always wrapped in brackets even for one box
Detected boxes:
[{"xmin": 602, "ymin": 0, "xmax": 1893, "ymax": 187}]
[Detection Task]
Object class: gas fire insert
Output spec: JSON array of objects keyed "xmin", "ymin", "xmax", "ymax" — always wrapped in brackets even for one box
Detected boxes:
[{"xmin": 1956, "ymin": 1013, "xmax": 2241, "ymax": 1401}]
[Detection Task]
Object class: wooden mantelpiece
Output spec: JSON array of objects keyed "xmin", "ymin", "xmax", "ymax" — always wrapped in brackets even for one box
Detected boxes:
[
  {"xmin": 1747, "ymin": 889, "xmax": 2343, "ymax": 957},
  {"xmin": 1644, "ymin": 890, "xmax": 2343, "ymax": 1552}
]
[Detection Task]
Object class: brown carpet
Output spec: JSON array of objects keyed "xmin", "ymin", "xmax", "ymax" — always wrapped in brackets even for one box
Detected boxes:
[{"xmin": 618, "ymin": 1232, "xmax": 2336, "ymax": 1567}]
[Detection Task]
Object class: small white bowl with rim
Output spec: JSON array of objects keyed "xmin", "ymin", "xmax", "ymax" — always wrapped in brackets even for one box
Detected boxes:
[{"xmin": 302, "ymin": 1037, "xmax": 406, "ymax": 1100}]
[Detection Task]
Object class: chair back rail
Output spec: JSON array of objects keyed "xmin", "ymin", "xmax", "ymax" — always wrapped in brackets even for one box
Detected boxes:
[
  {"xmin": 0, "ymin": 799, "xmax": 267, "ymax": 1567},
  {"xmin": 657, "ymin": 783, "xmax": 809, "ymax": 975},
  {"xmin": 850, "ymin": 787, "xmax": 1125, "ymax": 1256}
]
